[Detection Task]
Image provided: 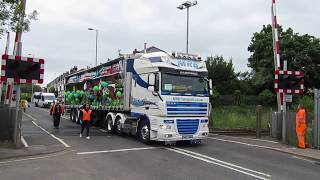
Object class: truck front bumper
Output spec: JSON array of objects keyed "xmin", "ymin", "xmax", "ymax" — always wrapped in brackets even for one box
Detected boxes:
[{"xmin": 150, "ymin": 116, "xmax": 209, "ymax": 142}]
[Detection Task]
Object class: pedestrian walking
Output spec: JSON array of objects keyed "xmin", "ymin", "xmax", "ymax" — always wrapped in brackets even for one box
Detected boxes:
[
  {"xmin": 50, "ymin": 98, "xmax": 65, "ymax": 129},
  {"xmin": 296, "ymin": 104, "xmax": 307, "ymax": 149},
  {"xmin": 20, "ymin": 99, "xmax": 28, "ymax": 112},
  {"xmin": 79, "ymin": 103, "xmax": 92, "ymax": 139}
]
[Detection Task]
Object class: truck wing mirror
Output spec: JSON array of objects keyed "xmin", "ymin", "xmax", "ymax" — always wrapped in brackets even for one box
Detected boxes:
[{"xmin": 209, "ymin": 79, "xmax": 213, "ymax": 89}]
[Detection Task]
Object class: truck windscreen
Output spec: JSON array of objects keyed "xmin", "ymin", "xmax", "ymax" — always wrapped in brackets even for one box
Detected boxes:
[{"xmin": 161, "ymin": 73, "xmax": 208, "ymax": 96}]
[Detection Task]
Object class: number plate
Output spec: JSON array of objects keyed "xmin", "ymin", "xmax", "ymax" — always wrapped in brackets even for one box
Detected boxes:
[{"xmin": 182, "ymin": 135, "xmax": 193, "ymax": 139}]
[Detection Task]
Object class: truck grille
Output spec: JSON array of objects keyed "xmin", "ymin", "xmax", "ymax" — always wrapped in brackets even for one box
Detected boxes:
[
  {"xmin": 167, "ymin": 102, "xmax": 208, "ymax": 116},
  {"xmin": 176, "ymin": 119, "xmax": 199, "ymax": 135}
]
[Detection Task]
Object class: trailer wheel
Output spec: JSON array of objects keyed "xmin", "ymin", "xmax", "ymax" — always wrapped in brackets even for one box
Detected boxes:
[
  {"xmin": 69, "ymin": 109, "xmax": 73, "ymax": 121},
  {"xmin": 138, "ymin": 119, "xmax": 151, "ymax": 144},
  {"xmin": 114, "ymin": 117, "xmax": 123, "ymax": 135},
  {"xmin": 105, "ymin": 116, "xmax": 116, "ymax": 134},
  {"xmin": 75, "ymin": 109, "xmax": 81, "ymax": 124}
]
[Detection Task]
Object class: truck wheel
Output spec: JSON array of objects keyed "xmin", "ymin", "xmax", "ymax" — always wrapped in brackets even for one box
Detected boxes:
[
  {"xmin": 114, "ymin": 117, "xmax": 123, "ymax": 135},
  {"xmin": 105, "ymin": 116, "xmax": 116, "ymax": 134},
  {"xmin": 71, "ymin": 109, "xmax": 76, "ymax": 123},
  {"xmin": 69, "ymin": 109, "xmax": 73, "ymax": 121},
  {"xmin": 138, "ymin": 119, "xmax": 151, "ymax": 144},
  {"xmin": 75, "ymin": 109, "xmax": 80, "ymax": 124}
]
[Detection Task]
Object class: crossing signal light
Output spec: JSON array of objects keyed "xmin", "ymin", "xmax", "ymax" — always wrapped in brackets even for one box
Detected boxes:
[{"xmin": 278, "ymin": 75, "xmax": 304, "ymax": 90}]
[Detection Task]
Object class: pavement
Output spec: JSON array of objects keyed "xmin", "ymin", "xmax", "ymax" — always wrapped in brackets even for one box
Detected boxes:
[{"xmin": 0, "ymin": 106, "xmax": 320, "ymax": 180}]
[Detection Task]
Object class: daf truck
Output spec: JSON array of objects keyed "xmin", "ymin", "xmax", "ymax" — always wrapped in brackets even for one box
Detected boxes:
[{"xmin": 64, "ymin": 46, "xmax": 212, "ymax": 144}]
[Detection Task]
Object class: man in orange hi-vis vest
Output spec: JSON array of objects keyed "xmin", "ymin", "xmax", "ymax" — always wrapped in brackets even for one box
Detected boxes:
[
  {"xmin": 79, "ymin": 103, "xmax": 92, "ymax": 139},
  {"xmin": 296, "ymin": 105, "xmax": 307, "ymax": 149}
]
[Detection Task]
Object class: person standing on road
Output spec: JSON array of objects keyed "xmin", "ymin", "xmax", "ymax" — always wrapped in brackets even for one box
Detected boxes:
[
  {"xmin": 296, "ymin": 104, "xmax": 307, "ymax": 149},
  {"xmin": 50, "ymin": 99, "xmax": 65, "ymax": 129},
  {"xmin": 79, "ymin": 103, "xmax": 92, "ymax": 139}
]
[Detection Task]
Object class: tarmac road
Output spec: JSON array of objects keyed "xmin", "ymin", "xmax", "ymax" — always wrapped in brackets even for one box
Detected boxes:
[{"xmin": 0, "ymin": 106, "xmax": 319, "ymax": 180}]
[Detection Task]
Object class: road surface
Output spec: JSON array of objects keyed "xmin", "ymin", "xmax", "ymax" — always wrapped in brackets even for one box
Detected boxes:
[{"xmin": 0, "ymin": 106, "xmax": 319, "ymax": 180}]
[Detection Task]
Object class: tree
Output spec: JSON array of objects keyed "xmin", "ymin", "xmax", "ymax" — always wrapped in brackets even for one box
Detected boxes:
[
  {"xmin": 20, "ymin": 84, "xmax": 42, "ymax": 93},
  {"xmin": 248, "ymin": 24, "xmax": 320, "ymax": 92},
  {"xmin": 206, "ymin": 56, "xmax": 238, "ymax": 95},
  {"xmin": 0, "ymin": 0, "xmax": 38, "ymax": 38}
]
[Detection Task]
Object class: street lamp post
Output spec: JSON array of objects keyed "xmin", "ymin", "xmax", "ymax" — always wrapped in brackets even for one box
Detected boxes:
[
  {"xmin": 177, "ymin": 1, "xmax": 197, "ymax": 54},
  {"xmin": 88, "ymin": 28, "xmax": 98, "ymax": 66}
]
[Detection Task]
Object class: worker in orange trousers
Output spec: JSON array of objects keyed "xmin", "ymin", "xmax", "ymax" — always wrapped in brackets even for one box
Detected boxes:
[{"xmin": 295, "ymin": 105, "xmax": 307, "ymax": 149}]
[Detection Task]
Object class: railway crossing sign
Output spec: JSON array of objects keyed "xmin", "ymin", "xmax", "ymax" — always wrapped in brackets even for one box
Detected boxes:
[
  {"xmin": 1, "ymin": 54, "xmax": 44, "ymax": 84},
  {"xmin": 274, "ymin": 69, "xmax": 304, "ymax": 94}
]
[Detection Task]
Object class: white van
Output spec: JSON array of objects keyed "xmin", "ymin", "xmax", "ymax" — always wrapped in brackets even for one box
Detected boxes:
[{"xmin": 33, "ymin": 92, "xmax": 56, "ymax": 108}]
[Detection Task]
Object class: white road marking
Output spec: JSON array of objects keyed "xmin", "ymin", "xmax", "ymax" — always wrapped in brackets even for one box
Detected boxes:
[
  {"xmin": 21, "ymin": 136, "xmax": 29, "ymax": 148},
  {"xmin": 77, "ymin": 147, "xmax": 158, "ymax": 155},
  {"xmin": 166, "ymin": 148, "xmax": 271, "ymax": 180},
  {"xmin": 208, "ymin": 137, "xmax": 282, "ymax": 151},
  {"xmin": 212, "ymin": 134, "xmax": 279, "ymax": 144},
  {"xmin": 0, "ymin": 149, "xmax": 73, "ymax": 165},
  {"xmin": 173, "ymin": 147, "xmax": 271, "ymax": 177},
  {"xmin": 24, "ymin": 113, "xmax": 71, "ymax": 148}
]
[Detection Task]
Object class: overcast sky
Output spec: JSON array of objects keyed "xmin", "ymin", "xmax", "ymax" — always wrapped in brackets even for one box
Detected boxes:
[{"xmin": 1, "ymin": 0, "xmax": 319, "ymax": 86}]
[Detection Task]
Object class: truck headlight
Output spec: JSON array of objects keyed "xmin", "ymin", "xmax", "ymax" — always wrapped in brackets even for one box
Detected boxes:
[
  {"xmin": 160, "ymin": 125, "xmax": 172, "ymax": 129},
  {"xmin": 202, "ymin": 124, "xmax": 208, "ymax": 128}
]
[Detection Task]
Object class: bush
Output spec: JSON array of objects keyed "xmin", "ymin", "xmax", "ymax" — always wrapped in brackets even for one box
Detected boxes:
[
  {"xmin": 292, "ymin": 95, "xmax": 314, "ymax": 113},
  {"xmin": 258, "ymin": 89, "xmax": 276, "ymax": 106},
  {"xmin": 20, "ymin": 93, "xmax": 32, "ymax": 102}
]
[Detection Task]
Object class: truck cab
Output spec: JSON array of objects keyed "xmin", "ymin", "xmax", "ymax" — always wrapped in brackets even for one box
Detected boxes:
[{"xmin": 126, "ymin": 49, "xmax": 211, "ymax": 143}]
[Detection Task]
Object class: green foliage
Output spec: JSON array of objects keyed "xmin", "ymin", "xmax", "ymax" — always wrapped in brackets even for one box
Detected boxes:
[
  {"xmin": 20, "ymin": 92, "xmax": 31, "ymax": 102},
  {"xmin": 212, "ymin": 106, "xmax": 269, "ymax": 129},
  {"xmin": 258, "ymin": 89, "xmax": 276, "ymax": 106},
  {"xmin": 0, "ymin": 0, "xmax": 38, "ymax": 38},
  {"xmin": 292, "ymin": 95, "xmax": 314, "ymax": 113},
  {"xmin": 206, "ymin": 56, "xmax": 239, "ymax": 95},
  {"xmin": 20, "ymin": 84, "xmax": 42, "ymax": 93},
  {"xmin": 248, "ymin": 24, "xmax": 320, "ymax": 92}
]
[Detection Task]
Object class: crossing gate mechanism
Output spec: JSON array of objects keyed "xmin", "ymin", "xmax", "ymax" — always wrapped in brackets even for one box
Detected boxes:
[
  {"xmin": 1, "ymin": 54, "xmax": 44, "ymax": 84},
  {"xmin": 274, "ymin": 69, "xmax": 304, "ymax": 94}
]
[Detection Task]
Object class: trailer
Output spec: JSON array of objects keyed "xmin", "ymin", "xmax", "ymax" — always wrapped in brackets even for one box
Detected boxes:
[{"xmin": 64, "ymin": 46, "xmax": 212, "ymax": 144}]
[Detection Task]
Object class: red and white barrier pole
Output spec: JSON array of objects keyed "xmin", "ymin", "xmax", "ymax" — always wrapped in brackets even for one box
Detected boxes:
[{"xmin": 271, "ymin": 0, "xmax": 283, "ymax": 111}]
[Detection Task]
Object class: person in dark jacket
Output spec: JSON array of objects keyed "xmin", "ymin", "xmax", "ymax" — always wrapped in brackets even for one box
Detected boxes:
[
  {"xmin": 50, "ymin": 99, "xmax": 64, "ymax": 129},
  {"xmin": 79, "ymin": 103, "xmax": 92, "ymax": 139}
]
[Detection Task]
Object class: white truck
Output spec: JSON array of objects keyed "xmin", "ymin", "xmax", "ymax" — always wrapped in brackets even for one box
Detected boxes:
[{"xmin": 65, "ymin": 46, "xmax": 212, "ymax": 144}]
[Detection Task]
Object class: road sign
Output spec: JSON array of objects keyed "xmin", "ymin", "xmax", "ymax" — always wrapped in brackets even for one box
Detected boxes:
[
  {"xmin": 274, "ymin": 70, "xmax": 304, "ymax": 94},
  {"xmin": 1, "ymin": 54, "xmax": 44, "ymax": 84},
  {"xmin": 285, "ymin": 94, "xmax": 292, "ymax": 103}
]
